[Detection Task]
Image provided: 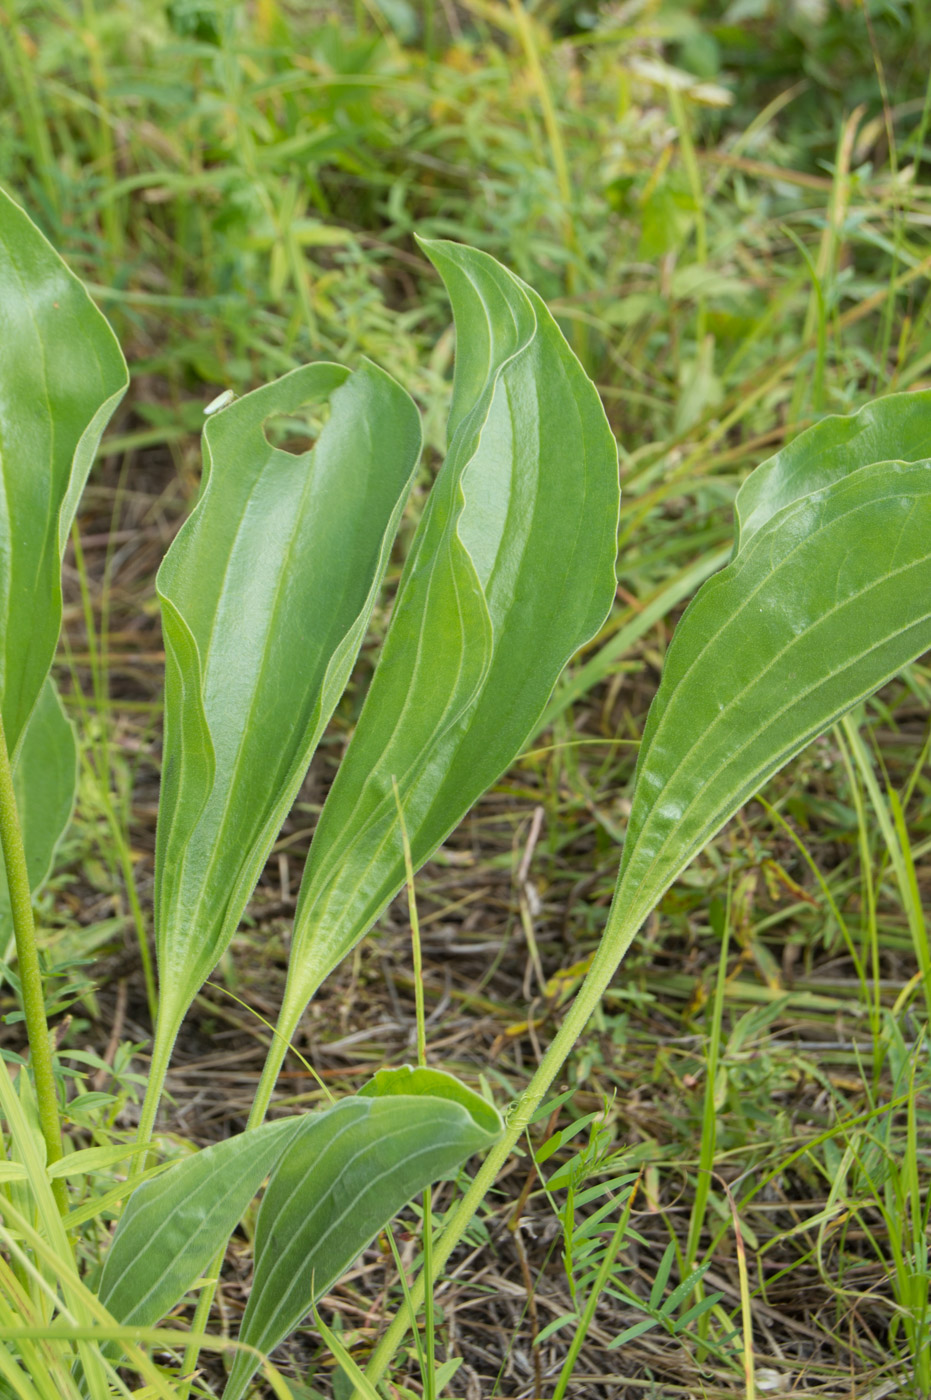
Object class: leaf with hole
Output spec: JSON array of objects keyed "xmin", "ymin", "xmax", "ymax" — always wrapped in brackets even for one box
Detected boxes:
[
  {"xmin": 276, "ymin": 238, "xmax": 620, "ymax": 1043},
  {"xmin": 151, "ymin": 360, "xmax": 422, "ymax": 1064}
]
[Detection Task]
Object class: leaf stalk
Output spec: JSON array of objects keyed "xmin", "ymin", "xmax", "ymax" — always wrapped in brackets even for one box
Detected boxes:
[
  {"xmin": 135, "ymin": 1017, "xmax": 179, "ymax": 1154},
  {"xmin": 0, "ymin": 712, "xmax": 67, "ymax": 1213},
  {"xmin": 246, "ymin": 980, "xmax": 311, "ymax": 1131}
]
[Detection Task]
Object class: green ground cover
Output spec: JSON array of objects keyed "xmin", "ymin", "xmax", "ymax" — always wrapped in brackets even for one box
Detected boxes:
[{"xmin": 1, "ymin": 1, "xmax": 930, "ymax": 1396}]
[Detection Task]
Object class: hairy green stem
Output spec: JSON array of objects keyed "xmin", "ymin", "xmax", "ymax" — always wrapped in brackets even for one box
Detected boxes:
[
  {"xmin": 135, "ymin": 1018, "xmax": 178, "ymax": 1154},
  {"xmin": 0, "ymin": 712, "xmax": 67, "ymax": 1214},
  {"xmin": 357, "ymin": 913, "xmax": 643, "ymax": 1395},
  {"xmin": 247, "ymin": 981, "xmax": 308, "ymax": 1131}
]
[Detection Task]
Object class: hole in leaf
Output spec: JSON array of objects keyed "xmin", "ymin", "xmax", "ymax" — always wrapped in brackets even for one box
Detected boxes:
[{"xmin": 262, "ymin": 403, "xmax": 330, "ymax": 456}]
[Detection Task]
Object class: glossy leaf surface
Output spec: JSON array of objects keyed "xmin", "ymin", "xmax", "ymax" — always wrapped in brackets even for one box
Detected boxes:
[
  {"xmin": 735, "ymin": 390, "xmax": 931, "ymax": 549},
  {"xmin": 0, "ymin": 679, "xmax": 77, "ymax": 960},
  {"xmin": 99, "ymin": 1116, "xmax": 302, "ymax": 1328},
  {"xmin": 283, "ymin": 240, "xmax": 620, "ymax": 1015},
  {"xmin": 153, "ymin": 362, "xmax": 422, "ymax": 1036},
  {"xmin": 0, "ymin": 188, "xmax": 127, "ymax": 753},
  {"xmin": 223, "ymin": 1069, "xmax": 502, "ymax": 1400},
  {"xmin": 612, "ymin": 397, "xmax": 931, "ymax": 936}
]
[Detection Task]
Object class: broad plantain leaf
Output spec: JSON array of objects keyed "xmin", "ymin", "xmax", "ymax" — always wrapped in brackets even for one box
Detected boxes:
[
  {"xmin": 101, "ymin": 1069, "xmax": 500, "ymax": 1393},
  {"xmin": 0, "ymin": 679, "xmax": 77, "ymax": 965},
  {"xmin": 223, "ymin": 1070, "xmax": 502, "ymax": 1400},
  {"xmin": 611, "ymin": 396, "xmax": 931, "ymax": 940},
  {"xmin": 151, "ymin": 361, "xmax": 422, "ymax": 1045},
  {"xmin": 279, "ymin": 240, "xmax": 620, "ymax": 1024},
  {"xmin": 0, "ymin": 188, "xmax": 127, "ymax": 754},
  {"xmin": 99, "ymin": 1115, "xmax": 303, "ymax": 1329},
  {"xmin": 735, "ymin": 390, "xmax": 931, "ymax": 550}
]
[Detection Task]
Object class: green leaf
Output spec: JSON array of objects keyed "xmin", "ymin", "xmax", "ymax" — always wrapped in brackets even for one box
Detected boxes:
[
  {"xmin": 662, "ymin": 1261, "xmax": 712, "ymax": 1315},
  {"xmin": 311, "ymin": 1306, "xmax": 382, "ymax": 1400},
  {"xmin": 434, "ymin": 1357, "xmax": 464, "ymax": 1391},
  {"xmin": 0, "ymin": 187, "xmax": 127, "ymax": 753},
  {"xmin": 607, "ymin": 1316, "xmax": 659, "ymax": 1348},
  {"xmin": 98, "ymin": 1115, "xmax": 304, "ymax": 1328},
  {"xmin": 734, "ymin": 390, "xmax": 931, "ymax": 550},
  {"xmin": 152, "ymin": 361, "xmax": 422, "ymax": 1038},
  {"xmin": 46, "ymin": 1140, "xmax": 147, "ymax": 1179},
  {"xmin": 223, "ymin": 1078, "xmax": 502, "ymax": 1400},
  {"xmin": 613, "ymin": 395, "xmax": 931, "ymax": 937},
  {"xmin": 357, "ymin": 1063, "xmax": 501, "ymax": 1137},
  {"xmin": 673, "ymin": 1288, "xmax": 725, "ymax": 1330},
  {"xmin": 0, "ymin": 679, "xmax": 77, "ymax": 963},
  {"xmin": 534, "ymin": 1313, "xmax": 580, "ymax": 1346},
  {"xmin": 282, "ymin": 239, "xmax": 620, "ymax": 1019},
  {"xmin": 649, "ymin": 1240, "xmax": 676, "ymax": 1310}
]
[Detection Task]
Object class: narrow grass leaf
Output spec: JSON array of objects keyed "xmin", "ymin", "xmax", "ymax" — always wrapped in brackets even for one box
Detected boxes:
[
  {"xmin": 152, "ymin": 362, "xmax": 421, "ymax": 1043},
  {"xmin": 311, "ymin": 1307, "xmax": 382, "ymax": 1400},
  {"xmin": 674, "ymin": 1290, "xmax": 725, "ymax": 1329},
  {"xmin": 0, "ymin": 187, "xmax": 128, "ymax": 754},
  {"xmin": 573, "ymin": 1181, "xmax": 640, "ymax": 1233},
  {"xmin": 46, "ymin": 1142, "xmax": 147, "ymax": 1180},
  {"xmin": 608, "ymin": 1318, "xmax": 658, "ymax": 1348},
  {"xmin": 650, "ymin": 1241, "xmax": 677, "ymax": 1310},
  {"xmin": 663, "ymin": 1262, "xmax": 713, "ymax": 1315},
  {"xmin": 283, "ymin": 238, "xmax": 620, "ymax": 1022},
  {"xmin": 223, "ymin": 1081, "xmax": 502, "ymax": 1400},
  {"xmin": 534, "ymin": 1315, "xmax": 579, "ymax": 1346},
  {"xmin": 434, "ymin": 1357, "xmax": 463, "ymax": 1391},
  {"xmin": 0, "ymin": 1060, "xmax": 110, "ymax": 1395},
  {"xmin": 530, "ymin": 1087, "xmax": 577, "ymax": 1126}
]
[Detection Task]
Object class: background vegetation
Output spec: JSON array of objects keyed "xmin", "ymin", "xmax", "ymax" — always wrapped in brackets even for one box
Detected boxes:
[{"xmin": 1, "ymin": 0, "xmax": 930, "ymax": 1395}]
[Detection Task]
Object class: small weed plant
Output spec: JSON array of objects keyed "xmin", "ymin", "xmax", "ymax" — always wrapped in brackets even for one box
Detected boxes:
[{"xmin": 0, "ymin": 183, "xmax": 929, "ymax": 1397}]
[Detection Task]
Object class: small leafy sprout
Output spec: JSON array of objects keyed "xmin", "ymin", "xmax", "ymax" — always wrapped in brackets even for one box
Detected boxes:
[{"xmin": 203, "ymin": 388, "xmax": 235, "ymax": 415}]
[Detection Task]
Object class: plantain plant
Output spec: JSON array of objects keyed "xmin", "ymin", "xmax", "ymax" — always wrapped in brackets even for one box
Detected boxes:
[{"xmin": 0, "ymin": 178, "xmax": 929, "ymax": 1400}]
